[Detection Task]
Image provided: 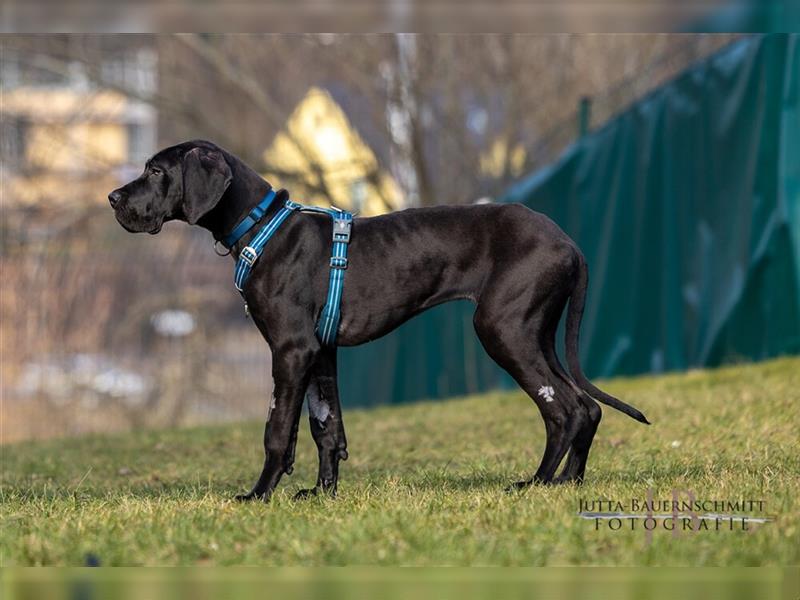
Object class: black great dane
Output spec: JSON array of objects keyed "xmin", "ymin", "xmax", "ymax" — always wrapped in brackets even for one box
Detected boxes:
[{"xmin": 109, "ymin": 140, "xmax": 649, "ymax": 501}]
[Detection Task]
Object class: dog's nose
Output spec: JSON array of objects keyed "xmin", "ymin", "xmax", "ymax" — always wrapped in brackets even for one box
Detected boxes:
[{"xmin": 108, "ymin": 190, "xmax": 123, "ymax": 209}]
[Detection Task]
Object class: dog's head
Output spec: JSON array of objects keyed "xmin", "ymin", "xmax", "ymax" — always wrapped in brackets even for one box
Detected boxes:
[{"xmin": 109, "ymin": 141, "xmax": 233, "ymax": 234}]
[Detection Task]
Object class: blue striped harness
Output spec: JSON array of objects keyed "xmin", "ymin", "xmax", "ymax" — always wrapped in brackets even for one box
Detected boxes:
[{"xmin": 221, "ymin": 189, "xmax": 353, "ymax": 347}]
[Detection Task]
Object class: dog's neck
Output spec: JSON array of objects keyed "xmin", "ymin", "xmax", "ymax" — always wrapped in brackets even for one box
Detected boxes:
[{"xmin": 196, "ymin": 152, "xmax": 275, "ymax": 244}]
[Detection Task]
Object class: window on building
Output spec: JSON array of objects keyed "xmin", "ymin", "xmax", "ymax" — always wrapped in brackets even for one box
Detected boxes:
[
  {"xmin": 0, "ymin": 51, "xmax": 21, "ymax": 89},
  {"xmin": 0, "ymin": 118, "xmax": 28, "ymax": 169},
  {"xmin": 100, "ymin": 48, "xmax": 156, "ymax": 97},
  {"xmin": 350, "ymin": 178, "xmax": 367, "ymax": 213},
  {"xmin": 126, "ymin": 122, "xmax": 154, "ymax": 165}
]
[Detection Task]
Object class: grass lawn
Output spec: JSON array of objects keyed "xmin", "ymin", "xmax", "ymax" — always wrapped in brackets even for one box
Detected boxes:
[{"xmin": 2, "ymin": 357, "xmax": 798, "ymax": 566}]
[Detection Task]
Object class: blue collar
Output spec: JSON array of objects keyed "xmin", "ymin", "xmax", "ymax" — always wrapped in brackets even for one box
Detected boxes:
[{"xmin": 221, "ymin": 189, "xmax": 277, "ymax": 249}]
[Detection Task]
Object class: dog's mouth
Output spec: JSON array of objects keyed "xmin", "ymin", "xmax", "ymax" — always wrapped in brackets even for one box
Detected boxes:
[{"xmin": 114, "ymin": 210, "xmax": 163, "ymax": 235}]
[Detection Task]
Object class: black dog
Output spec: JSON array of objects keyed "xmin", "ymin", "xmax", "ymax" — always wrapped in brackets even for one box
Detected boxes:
[{"xmin": 109, "ymin": 140, "xmax": 649, "ymax": 501}]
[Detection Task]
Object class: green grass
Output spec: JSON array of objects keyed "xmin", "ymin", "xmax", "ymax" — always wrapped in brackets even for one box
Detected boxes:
[{"xmin": 2, "ymin": 357, "xmax": 798, "ymax": 566}]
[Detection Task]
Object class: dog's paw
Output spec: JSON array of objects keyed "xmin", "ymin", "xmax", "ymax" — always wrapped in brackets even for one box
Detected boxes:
[
  {"xmin": 234, "ymin": 491, "xmax": 262, "ymax": 502},
  {"xmin": 551, "ymin": 474, "xmax": 584, "ymax": 486},
  {"xmin": 505, "ymin": 477, "xmax": 556, "ymax": 493},
  {"xmin": 504, "ymin": 480, "xmax": 533, "ymax": 493},
  {"xmin": 293, "ymin": 487, "xmax": 319, "ymax": 501}
]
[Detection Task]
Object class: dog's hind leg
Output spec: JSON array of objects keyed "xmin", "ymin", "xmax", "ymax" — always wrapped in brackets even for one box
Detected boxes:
[
  {"xmin": 539, "ymin": 317, "xmax": 602, "ymax": 484},
  {"xmin": 553, "ymin": 395, "xmax": 601, "ymax": 484},
  {"xmin": 472, "ymin": 298, "xmax": 584, "ymax": 488},
  {"xmin": 295, "ymin": 348, "xmax": 349, "ymax": 500}
]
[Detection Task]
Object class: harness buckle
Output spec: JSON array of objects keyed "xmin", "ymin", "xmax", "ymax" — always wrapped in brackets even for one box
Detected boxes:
[
  {"xmin": 285, "ymin": 200, "xmax": 302, "ymax": 211},
  {"xmin": 332, "ymin": 218, "xmax": 351, "ymax": 243},
  {"xmin": 239, "ymin": 246, "xmax": 258, "ymax": 267},
  {"xmin": 330, "ymin": 256, "xmax": 348, "ymax": 269}
]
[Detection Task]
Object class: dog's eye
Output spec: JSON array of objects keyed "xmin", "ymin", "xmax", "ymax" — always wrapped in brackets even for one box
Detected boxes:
[{"xmin": 150, "ymin": 167, "xmax": 163, "ymax": 177}]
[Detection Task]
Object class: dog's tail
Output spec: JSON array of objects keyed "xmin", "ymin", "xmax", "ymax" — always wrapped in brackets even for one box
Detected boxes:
[{"xmin": 565, "ymin": 251, "xmax": 650, "ymax": 425}]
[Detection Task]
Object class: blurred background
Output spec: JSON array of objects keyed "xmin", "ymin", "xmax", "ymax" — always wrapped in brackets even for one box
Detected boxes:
[
  {"xmin": 1, "ymin": 0, "xmax": 799, "ymax": 33},
  {"xmin": 1, "ymin": 33, "xmax": 797, "ymax": 442}
]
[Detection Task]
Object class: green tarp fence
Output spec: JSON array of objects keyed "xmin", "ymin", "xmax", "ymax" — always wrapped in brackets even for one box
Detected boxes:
[
  {"xmin": 690, "ymin": 1, "xmax": 800, "ymax": 32},
  {"xmin": 339, "ymin": 33, "xmax": 800, "ymax": 408}
]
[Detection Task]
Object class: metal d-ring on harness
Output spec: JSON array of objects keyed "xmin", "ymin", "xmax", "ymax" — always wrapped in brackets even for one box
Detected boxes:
[{"xmin": 217, "ymin": 189, "xmax": 353, "ymax": 346}]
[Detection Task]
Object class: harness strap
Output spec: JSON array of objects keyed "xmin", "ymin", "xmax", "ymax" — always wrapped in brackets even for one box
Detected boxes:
[
  {"xmin": 233, "ymin": 199, "xmax": 300, "ymax": 291},
  {"xmin": 317, "ymin": 211, "xmax": 353, "ymax": 346},
  {"xmin": 231, "ymin": 198, "xmax": 353, "ymax": 346},
  {"xmin": 222, "ymin": 189, "xmax": 277, "ymax": 248}
]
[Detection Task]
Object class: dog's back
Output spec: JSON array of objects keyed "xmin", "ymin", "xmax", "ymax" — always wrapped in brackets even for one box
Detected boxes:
[{"xmin": 336, "ymin": 202, "xmax": 580, "ymax": 345}]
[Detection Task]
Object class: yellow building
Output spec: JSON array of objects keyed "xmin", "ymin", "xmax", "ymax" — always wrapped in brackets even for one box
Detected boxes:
[
  {"xmin": 263, "ymin": 87, "xmax": 401, "ymax": 216},
  {"xmin": 480, "ymin": 136, "xmax": 527, "ymax": 180},
  {"xmin": 1, "ymin": 62, "xmax": 156, "ymax": 207}
]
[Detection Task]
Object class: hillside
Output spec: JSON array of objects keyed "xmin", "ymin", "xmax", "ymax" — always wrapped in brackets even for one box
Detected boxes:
[{"xmin": 2, "ymin": 357, "xmax": 798, "ymax": 566}]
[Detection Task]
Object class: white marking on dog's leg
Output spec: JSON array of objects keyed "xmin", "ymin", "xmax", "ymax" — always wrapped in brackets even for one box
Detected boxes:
[
  {"xmin": 537, "ymin": 385, "xmax": 555, "ymax": 403},
  {"xmin": 266, "ymin": 392, "xmax": 276, "ymax": 421},
  {"xmin": 306, "ymin": 380, "xmax": 330, "ymax": 423}
]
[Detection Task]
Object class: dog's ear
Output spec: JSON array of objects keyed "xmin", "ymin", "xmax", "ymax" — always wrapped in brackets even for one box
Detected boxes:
[{"xmin": 182, "ymin": 147, "xmax": 233, "ymax": 224}]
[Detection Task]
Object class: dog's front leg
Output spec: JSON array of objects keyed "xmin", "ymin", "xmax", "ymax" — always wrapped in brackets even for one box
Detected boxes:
[
  {"xmin": 295, "ymin": 347, "xmax": 348, "ymax": 500},
  {"xmin": 236, "ymin": 348, "xmax": 316, "ymax": 502}
]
